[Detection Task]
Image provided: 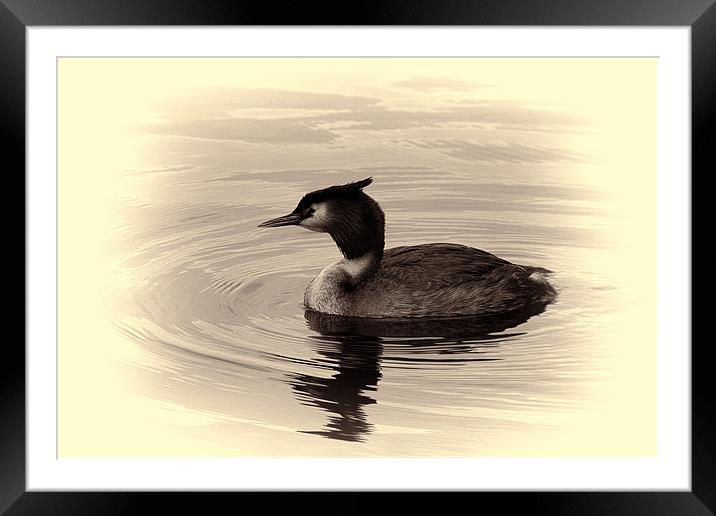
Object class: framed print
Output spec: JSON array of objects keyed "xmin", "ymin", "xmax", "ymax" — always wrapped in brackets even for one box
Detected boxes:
[{"xmin": 8, "ymin": 0, "xmax": 712, "ymax": 513}]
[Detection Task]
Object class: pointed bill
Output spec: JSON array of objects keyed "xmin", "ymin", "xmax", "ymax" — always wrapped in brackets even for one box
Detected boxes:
[{"xmin": 257, "ymin": 213, "xmax": 302, "ymax": 228}]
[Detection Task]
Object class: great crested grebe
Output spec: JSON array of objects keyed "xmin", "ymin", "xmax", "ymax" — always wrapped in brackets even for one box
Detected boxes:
[{"xmin": 258, "ymin": 178, "xmax": 557, "ymax": 318}]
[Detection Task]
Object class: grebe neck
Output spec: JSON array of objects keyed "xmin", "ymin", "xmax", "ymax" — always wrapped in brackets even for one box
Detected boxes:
[
  {"xmin": 341, "ymin": 251, "xmax": 382, "ymax": 286},
  {"xmin": 326, "ymin": 193, "xmax": 385, "ymax": 286}
]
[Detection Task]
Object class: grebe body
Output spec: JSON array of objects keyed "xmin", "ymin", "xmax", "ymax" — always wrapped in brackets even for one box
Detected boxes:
[{"xmin": 259, "ymin": 178, "xmax": 556, "ymax": 318}]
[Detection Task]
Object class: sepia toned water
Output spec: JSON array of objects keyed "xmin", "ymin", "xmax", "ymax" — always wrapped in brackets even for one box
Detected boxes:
[
  {"xmin": 75, "ymin": 59, "xmax": 656, "ymax": 457},
  {"xmin": 99, "ymin": 163, "xmax": 631, "ymax": 456}
]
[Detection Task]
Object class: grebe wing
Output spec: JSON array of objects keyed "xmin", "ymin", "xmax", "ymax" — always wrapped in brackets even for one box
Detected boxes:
[{"xmin": 381, "ymin": 243, "xmax": 513, "ymax": 285}]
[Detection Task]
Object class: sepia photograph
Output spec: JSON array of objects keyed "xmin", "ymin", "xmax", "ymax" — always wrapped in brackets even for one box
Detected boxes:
[{"xmin": 57, "ymin": 57, "xmax": 658, "ymax": 458}]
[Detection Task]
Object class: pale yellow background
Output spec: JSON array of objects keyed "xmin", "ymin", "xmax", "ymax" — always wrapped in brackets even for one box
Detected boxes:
[{"xmin": 58, "ymin": 58, "xmax": 656, "ymax": 456}]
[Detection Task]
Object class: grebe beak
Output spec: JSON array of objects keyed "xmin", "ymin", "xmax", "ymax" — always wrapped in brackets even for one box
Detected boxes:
[{"xmin": 258, "ymin": 212, "xmax": 302, "ymax": 228}]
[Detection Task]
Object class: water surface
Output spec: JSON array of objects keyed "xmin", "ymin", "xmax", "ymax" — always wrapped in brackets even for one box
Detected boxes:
[
  {"xmin": 67, "ymin": 58, "xmax": 657, "ymax": 457},
  {"xmin": 100, "ymin": 165, "xmax": 628, "ymax": 456}
]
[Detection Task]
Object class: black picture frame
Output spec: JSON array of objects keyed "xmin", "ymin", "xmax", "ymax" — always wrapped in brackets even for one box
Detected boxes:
[{"xmin": 6, "ymin": 0, "xmax": 712, "ymax": 513}]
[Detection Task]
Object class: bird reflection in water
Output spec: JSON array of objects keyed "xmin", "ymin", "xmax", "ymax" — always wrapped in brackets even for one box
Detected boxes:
[
  {"xmin": 289, "ymin": 303, "xmax": 551, "ymax": 443},
  {"xmin": 291, "ymin": 335, "xmax": 382, "ymax": 442}
]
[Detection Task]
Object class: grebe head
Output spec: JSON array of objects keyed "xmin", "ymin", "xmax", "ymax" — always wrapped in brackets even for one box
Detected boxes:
[{"xmin": 258, "ymin": 177, "xmax": 385, "ymax": 259}]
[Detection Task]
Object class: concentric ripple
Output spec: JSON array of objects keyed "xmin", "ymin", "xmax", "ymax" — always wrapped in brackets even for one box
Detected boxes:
[{"xmin": 100, "ymin": 168, "xmax": 624, "ymax": 452}]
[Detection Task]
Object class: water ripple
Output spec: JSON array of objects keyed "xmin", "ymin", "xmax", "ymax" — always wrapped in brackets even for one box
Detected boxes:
[{"xmin": 102, "ymin": 170, "xmax": 620, "ymax": 450}]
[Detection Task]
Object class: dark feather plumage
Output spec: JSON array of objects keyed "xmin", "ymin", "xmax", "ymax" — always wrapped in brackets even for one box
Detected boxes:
[
  {"xmin": 325, "ymin": 196, "xmax": 384, "ymax": 260},
  {"xmin": 295, "ymin": 177, "xmax": 374, "ymax": 212},
  {"xmin": 319, "ymin": 243, "xmax": 557, "ymax": 317}
]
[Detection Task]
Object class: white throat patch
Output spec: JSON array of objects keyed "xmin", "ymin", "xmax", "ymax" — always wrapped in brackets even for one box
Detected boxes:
[{"xmin": 342, "ymin": 253, "xmax": 374, "ymax": 281}]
